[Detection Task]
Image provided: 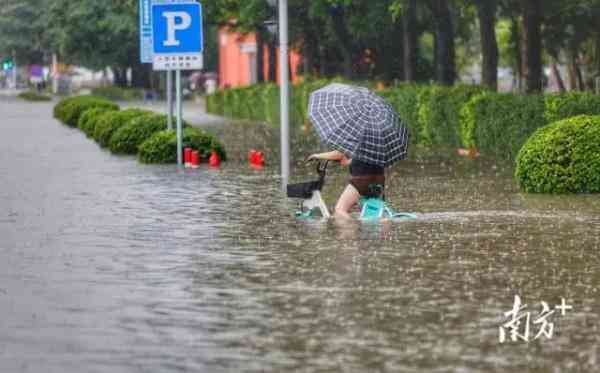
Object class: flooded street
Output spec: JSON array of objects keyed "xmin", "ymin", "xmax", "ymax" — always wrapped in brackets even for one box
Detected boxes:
[{"xmin": 2, "ymin": 97, "xmax": 600, "ymax": 372}]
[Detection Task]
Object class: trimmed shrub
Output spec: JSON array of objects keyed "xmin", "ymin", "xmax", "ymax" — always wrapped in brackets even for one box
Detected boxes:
[
  {"xmin": 544, "ymin": 92, "xmax": 600, "ymax": 124},
  {"xmin": 418, "ymin": 84, "xmax": 485, "ymax": 148},
  {"xmin": 90, "ymin": 86, "xmax": 144, "ymax": 101},
  {"xmin": 380, "ymin": 84, "xmax": 431, "ymax": 145},
  {"xmin": 206, "ymin": 78, "xmax": 366, "ymax": 127},
  {"xmin": 18, "ymin": 91, "xmax": 52, "ymax": 101},
  {"xmin": 138, "ymin": 127, "xmax": 227, "ymax": 164},
  {"xmin": 515, "ymin": 115, "xmax": 600, "ymax": 193},
  {"xmin": 460, "ymin": 92, "xmax": 545, "ymax": 160},
  {"xmin": 93, "ymin": 108, "xmax": 150, "ymax": 147},
  {"xmin": 206, "ymin": 90, "xmax": 224, "ymax": 115},
  {"xmin": 108, "ymin": 113, "xmax": 184, "ymax": 155},
  {"xmin": 78, "ymin": 107, "xmax": 118, "ymax": 137},
  {"xmin": 54, "ymin": 96, "xmax": 119, "ymax": 127},
  {"xmin": 263, "ymin": 83, "xmax": 281, "ymax": 125}
]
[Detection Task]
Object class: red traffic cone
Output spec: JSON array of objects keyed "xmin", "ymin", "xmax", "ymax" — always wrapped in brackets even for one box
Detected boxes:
[
  {"xmin": 191, "ymin": 151, "xmax": 200, "ymax": 168},
  {"xmin": 249, "ymin": 150, "xmax": 265, "ymax": 166},
  {"xmin": 209, "ymin": 150, "xmax": 220, "ymax": 168},
  {"xmin": 184, "ymin": 148, "xmax": 192, "ymax": 168},
  {"xmin": 250, "ymin": 151, "xmax": 264, "ymax": 170},
  {"xmin": 254, "ymin": 151, "xmax": 265, "ymax": 166}
]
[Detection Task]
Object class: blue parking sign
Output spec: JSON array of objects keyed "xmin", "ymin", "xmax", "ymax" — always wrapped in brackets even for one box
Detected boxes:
[{"xmin": 152, "ymin": 2, "xmax": 203, "ymax": 70}]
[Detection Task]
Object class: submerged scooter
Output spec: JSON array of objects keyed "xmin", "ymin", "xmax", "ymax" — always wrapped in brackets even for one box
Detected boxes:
[{"xmin": 286, "ymin": 161, "xmax": 417, "ymax": 221}]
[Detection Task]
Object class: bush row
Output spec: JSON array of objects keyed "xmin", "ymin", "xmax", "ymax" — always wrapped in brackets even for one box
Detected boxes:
[
  {"xmin": 206, "ymin": 82, "xmax": 600, "ymax": 160},
  {"xmin": 53, "ymin": 96, "xmax": 119, "ymax": 127},
  {"xmin": 139, "ymin": 127, "xmax": 226, "ymax": 164},
  {"xmin": 460, "ymin": 91, "xmax": 600, "ymax": 160},
  {"xmin": 53, "ymin": 95, "xmax": 226, "ymax": 164},
  {"xmin": 206, "ymin": 78, "xmax": 374, "ymax": 127},
  {"xmin": 18, "ymin": 91, "xmax": 52, "ymax": 102},
  {"xmin": 90, "ymin": 86, "xmax": 144, "ymax": 101}
]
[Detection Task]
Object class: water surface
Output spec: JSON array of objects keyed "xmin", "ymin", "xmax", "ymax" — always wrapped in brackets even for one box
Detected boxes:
[{"xmin": 1, "ymin": 97, "xmax": 600, "ymax": 373}]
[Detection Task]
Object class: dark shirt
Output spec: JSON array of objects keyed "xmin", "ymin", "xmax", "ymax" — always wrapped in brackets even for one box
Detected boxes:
[{"xmin": 349, "ymin": 158, "xmax": 384, "ymax": 177}]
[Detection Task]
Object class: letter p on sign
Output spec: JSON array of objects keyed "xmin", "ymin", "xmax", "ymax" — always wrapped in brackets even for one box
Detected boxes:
[
  {"xmin": 152, "ymin": 2, "xmax": 203, "ymax": 55},
  {"xmin": 163, "ymin": 12, "xmax": 192, "ymax": 47}
]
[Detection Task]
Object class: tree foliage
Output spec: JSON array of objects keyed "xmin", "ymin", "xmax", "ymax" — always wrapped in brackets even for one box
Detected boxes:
[
  {"xmin": 4, "ymin": 0, "xmax": 600, "ymax": 92},
  {"xmin": 0, "ymin": 0, "xmax": 50, "ymax": 64}
]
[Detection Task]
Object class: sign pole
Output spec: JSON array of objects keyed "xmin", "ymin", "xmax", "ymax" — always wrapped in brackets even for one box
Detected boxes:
[
  {"xmin": 150, "ymin": 1, "xmax": 203, "ymax": 167},
  {"xmin": 176, "ymin": 69, "xmax": 183, "ymax": 167},
  {"xmin": 167, "ymin": 70, "xmax": 173, "ymax": 130},
  {"xmin": 52, "ymin": 53, "xmax": 59, "ymax": 94},
  {"xmin": 279, "ymin": 0, "xmax": 290, "ymax": 188},
  {"xmin": 11, "ymin": 50, "xmax": 17, "ymax": 89}
]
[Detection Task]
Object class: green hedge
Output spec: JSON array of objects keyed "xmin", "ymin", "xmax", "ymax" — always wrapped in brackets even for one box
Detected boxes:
[
  {"xmin": 206, "ymin": 90, "xmax": 224, "ymax": 116},
  {"xmin": 544, "ymin": 92, "xmax": 600, "ymax": 124},
  {"xmin": 460, "ymin": 92, "xmax": 546, "ymax": 160},
  {"xmin": 78, "ymin": 107, "xmax": 118, "ymax": 137},
  {"xmin": 18, "ymin": 91, "xmax": 52, "ymax": 101},
  {"xmin": 90, "ymin": 86, "xmax": 144, "ymax": 101},
  {"xmin": 206, "ymin": 81, "xmax": 434, "ymax": 145},
  {"xmin": 54, "ymin": 96, "xmax": 119, "ymax": 127},
  {"xmin": 53, "ymin": 98, "xmax": 227, "ymax": 163},
  {"xmin": 460, "ymin": 91, "xmax": 600, "ymax": 160},
  {"xmin": 109, "ymin": 113, "xmax": 186, "ymax": 155},
  {"xmin": 515, "ymin": 115, "xmax": 600, "ymax": 193},
  {"xmin": 93, "ymin": 108, "xmax": 151, "ymax": 147},
  {"xmin": 206, "ymin": 79, "xmax": 352, "ymax": 127},
  {"xmin": 206, "ymin": 81, "xmax": 600, "ymax": 162},
  {"xmin": 138, "ymin": 127, "xmax": 227, "ymax": 164},
  {"xmin": 418, "ymin": 84, "xmax": 485, "ymax": 148},
  {"xmin": 380, "ymin": 84, "xmax": 428, "ymax": 145}
]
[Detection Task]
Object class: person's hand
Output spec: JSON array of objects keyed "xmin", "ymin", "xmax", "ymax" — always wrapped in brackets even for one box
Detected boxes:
[{"xmin": 304, "ymin": 154, "xmax": 318, "ymax": 163}]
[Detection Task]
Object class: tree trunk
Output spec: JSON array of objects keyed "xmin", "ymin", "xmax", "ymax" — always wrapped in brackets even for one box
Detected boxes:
[
  {"xmin": 575, "ymin": 59, "xmax": 584, "ymax": 91},
  {"xmin": 521, "ymin": 0, "xmax": 543, "ymax": 94},
  {"xmin": 551, "ymin": 62, "xmax": 566, "ymax": 93},
  {"xmin": 380, "ymin": 21, "xmax": 404, "ymax": 82},
  {"xmin": 475, "ymin": 0, "xmax": 499, "ymax": 90},
  {"xmin": 429, "ymin": 0, "xmax": 456, "ymax": 85},
  {"xmin": 329, "ymin": 6, "xmax": 354, "ymax": 79},
  {"xmin": 288, "ymin": 53, "xmax": 293, "ymax": 81},
  {"xmin": 256, "ymin": 28, "xmax": 265, "ymax": 83},
  {"xmin": 113, "ymin": 67, "xmax": 128, "ymax": 87},
  {"xmin": 567, "ymin": 58, "xmax": 577, "ymax": 91},
  {"xmin": 568, "ymin": 54, "xmax": 584, "ymax": 91},
  {"xmin": 131, "ymin": 63, "xmax": 152, "ymax": 89},
  {"xmin": 319, "ymin": 47, "xmax": 327, "ymax": 77},
  {"xmin": 403, "ymin": 0, "xmax": 418, "ymax": 82},
  {"xmin": 510, "ymin": 16, "xmax": 522, "ymax": 91},
  {"xmin": 268, "ymin": 38, "xmax": 277, "ymax": 83},
  {"xmin": 302, "ymin": 28, "xmax": 319, "ymax": 77},
  {"xmin": 303, "ymin": 45, "xmax": 313, "ymax": 77}
]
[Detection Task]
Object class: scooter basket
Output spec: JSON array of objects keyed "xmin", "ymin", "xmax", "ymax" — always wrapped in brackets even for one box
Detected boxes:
[{"xmin": 287, "ymin": 180, "xmax": 321, "ymax": 199}]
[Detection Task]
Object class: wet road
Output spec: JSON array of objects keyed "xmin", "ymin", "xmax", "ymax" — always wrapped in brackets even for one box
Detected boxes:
[{"xmin": 1, "ymin": 96, "xmax": 600, "ymax": 373}]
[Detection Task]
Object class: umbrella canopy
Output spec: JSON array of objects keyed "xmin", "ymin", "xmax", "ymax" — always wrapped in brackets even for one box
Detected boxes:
[{"xmin": 308, "ymin": 83, "xmax": 409, "ymax": 167}]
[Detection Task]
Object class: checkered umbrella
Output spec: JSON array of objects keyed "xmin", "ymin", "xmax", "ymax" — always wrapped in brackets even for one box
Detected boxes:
[{"xmin": 308, "ymin": 83, "xmax": 409, "ymax": 167}]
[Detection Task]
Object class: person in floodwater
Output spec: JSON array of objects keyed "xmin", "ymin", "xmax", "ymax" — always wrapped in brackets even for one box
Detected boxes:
[{"xmin": 306, "ymin": 150, "xmax": 384, "ymax": 219}]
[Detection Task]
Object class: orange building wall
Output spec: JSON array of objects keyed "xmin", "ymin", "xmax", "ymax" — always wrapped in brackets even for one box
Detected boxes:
[{"xmin": 218, "ymin": 27, "xmax": 301, "ymax": 89}]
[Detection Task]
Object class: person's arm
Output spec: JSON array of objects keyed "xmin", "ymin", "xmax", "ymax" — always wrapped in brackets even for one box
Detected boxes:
[{"xmin": 306, "ymin": 150, "xmax": 345, "ymax": 162}]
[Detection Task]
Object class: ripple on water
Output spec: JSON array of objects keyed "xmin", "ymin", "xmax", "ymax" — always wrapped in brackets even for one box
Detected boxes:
[{"xmin": 1, "ymin": 100, "xmax": 600, "ymax": 372}]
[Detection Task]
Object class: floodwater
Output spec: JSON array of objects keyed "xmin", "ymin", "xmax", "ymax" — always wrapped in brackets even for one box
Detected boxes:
[{"xmin": 1, "ymin": 97, "xmax": 600, "ymax": 373}]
